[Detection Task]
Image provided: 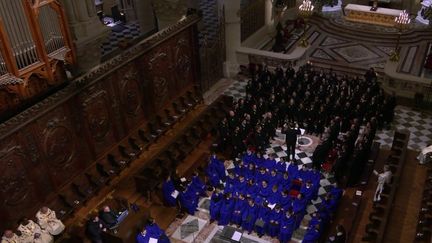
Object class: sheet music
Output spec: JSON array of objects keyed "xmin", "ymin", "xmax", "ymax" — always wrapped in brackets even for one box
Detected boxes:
[
  {"xmin": 149, "ymin": 237, "xmax": 158, "ymax": 243},
  {"xmin": 300, "ymin": 128, "xmax": 305, "ymax": 135},
  {"xmin": 268, "ymin": 203, "xmax": 276, "ymax": 210},
  {"xmin": 231, "ymin": 231, "xmax": 242, "ymax": 241},
  {"xmin": 180, "ymin": 177, "xmax": 186, "ymax": 182},
  {"xmin": 171, "ymin": 190, "xmax": 179, "ymax": 198}
]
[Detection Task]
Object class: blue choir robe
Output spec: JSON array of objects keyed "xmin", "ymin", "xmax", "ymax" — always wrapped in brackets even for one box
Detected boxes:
[
  {"xmin": 207, "ymin": 166, "xmax": 222, "ymax": 187},
  {"xmin": 292, "ymin": 197, "xmax": 307, "ymax": 228},
  {"xmin": 218, "ymin": 198, "xmax": 235, "ymax": 225},
  {"xmin": 190, "ymin": 175, "xmax": 206, "ymax": 196},
  {"xmin": 210, "ymin": 192, "xmax": 223, "ymax": 220},
  {"xmin": 208, "ymin": 156, "xmax": 226, "ymax": 181},
  {"xmin": 287, "ymin": 162, "xmax": 299, "ymax": 179},
  {"xmin": 258, "ymin": 184, "xmax": 272, "ymax": 200},
  {"xmin": 234, "ymin": 179, "xmax": 248, "ymax": 197},
  {"xmin": 146, "ymin": 224, "xmax": 170, "ymax": 243},
  {"xmin": 303, "ymin": 226, "xmax": 320, "ymax": 243},
  {"xmin": 267, "ymin": 190, "xmax": 281, "ymax": 205},
  {"xmin": 234, "ymin": 164, "xmax": 246, "ymax": 177},
  {"xmin": 255, "ymin": 205, "xmax": 270, "ymax": 236},
  {"xmin": 279, "ymin": 194, "xmax": 292, "ymax": 211},
  {"xmin": 279, "ymin": 214, "xmax": 296, "ymax": 243},
  {"xmin": 309, "ymin": 215, "xmax": 322, "ymax": 228},
  {"xmin": 162, "ymin": 180, "xmax": 177, "ymax": 207},
  {"xmin": 179, "ymin": 188, "xmax": 198, "ymax": 214},
  {"xmin": 241, "ymin": 203, "xmax": 259, "ymax": 232},
  {"xmin": 274, "ymin": 161, "xmax": 287, "ymax": 173},
  {"xmin": 267, "ymin": 209, "xmax": 283, "ymax": 237},
  {"xmin": 242, "ymin": 153, "xmax": 256, "ymax": 166},
  {"xmin": 246, "ymin": 183, "xmax": 258, "ymax": 198},
  {"xmin": 300, "ymin": 184, "xmax": 315, "ymax": 202},
  {"xmin": 279, "ymin": 176, "xmax": 292, "ymax": 191},
  {"xmin": 264, "ymin": 158, "xmax": 276, "ymax": 171},
  {"xmin": 268, "ymin": 173, "xmax": 281, "ymax": 188},
  {"xmin": 231, "ymin": 198, "xmax": 246, "ymax": 225},
  {"xmin": 255, "ymin": 171, "xmax": 269, "ymax": 184},
  {"xmin": 330, "ymin": 186, "xmax": 343, "ymax": 201},
  {"xmin": 254, "ymin": 156, "xmax": 266, "ymax": 170},
  {"xmin": 136, "ymin": 232, "xmax": 150, "ymax": 243},
  {"xmin": 225, "ymin": 177, "xmax": 237, "ymax": 194},
  {"xmin": 245, "ymin": 168, "xmax": 256, "ymax": 181},
  {"xmin": 297, "ymin": 168, "xmax": 312, "ymax": 182}
]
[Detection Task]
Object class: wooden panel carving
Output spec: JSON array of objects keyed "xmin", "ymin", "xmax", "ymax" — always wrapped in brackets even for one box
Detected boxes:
[
  {"xmin": 0, "ymin": 14, "xmax": 201, "ymax": 230},
  {"xmin": 0, "ymin": 141, "xmax": 38, "ymax": 223},
  {"xmin": 79, "ymin": 84, "xmax": 118, "ymax": 157}
]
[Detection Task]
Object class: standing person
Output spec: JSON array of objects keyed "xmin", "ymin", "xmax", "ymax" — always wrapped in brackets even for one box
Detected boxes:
[
  {"xmin": 36, "ymin": 206, "xmax": 65, "ymax": 236},
  {"xmin": 373, "ymin": 165, "xmax": 392, "ymax": 202},
  {"xmin": 1, "ymin": 230, "xmax": 20, "ymax": 243},
  {"xmin": 283, "ymin": 123, "xmax": 300, "ymax": 161}
]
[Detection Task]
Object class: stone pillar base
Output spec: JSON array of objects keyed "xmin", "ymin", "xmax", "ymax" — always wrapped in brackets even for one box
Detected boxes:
[{"xmin": 223, "ymin": 61, "xmax": 239, "ymax": 78}]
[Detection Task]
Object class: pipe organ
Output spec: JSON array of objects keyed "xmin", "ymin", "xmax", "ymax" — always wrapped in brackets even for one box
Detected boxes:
[{"xmin": 0, "ymin": 0, "xmax": 75, "ymax": 120}]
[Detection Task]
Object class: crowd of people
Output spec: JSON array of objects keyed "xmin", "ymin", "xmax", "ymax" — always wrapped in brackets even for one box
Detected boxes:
[
  {"xmin": 1, "ymin": 207, "xmax": 65, "ymax": 243},
  {"xmin": 161, "ymin": 63, "xmax": 395, "ymax": 242}
]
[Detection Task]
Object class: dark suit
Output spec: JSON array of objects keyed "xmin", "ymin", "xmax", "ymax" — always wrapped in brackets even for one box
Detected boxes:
[
  {"xmin": 86, "ymin": 220, "xmax": 107, "ymax": 243},
  {"xmin": 99, "ymin": 210, "xmax": 118, "ymax": 228},
  {"xmin": 283, "ymin": 127, "xmax": 300, "ymax": 160}
]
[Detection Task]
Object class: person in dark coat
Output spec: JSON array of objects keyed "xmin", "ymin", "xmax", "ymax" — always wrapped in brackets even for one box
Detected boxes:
[
  {"xmin": 86, "ymin": 216, "xmax": 108, "ymax": 243},
  {"xmin": 283, "ymin": 123, "xmax": 300, "ymax": 161}
]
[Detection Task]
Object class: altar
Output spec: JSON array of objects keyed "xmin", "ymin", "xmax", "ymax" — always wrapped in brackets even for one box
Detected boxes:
[{"xmin": 344, "ymin": 4, "xmax": 403, "ymax": 27}]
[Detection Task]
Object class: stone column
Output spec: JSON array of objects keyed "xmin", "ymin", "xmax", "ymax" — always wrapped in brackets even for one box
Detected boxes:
[
  {"xmin": 60, "ymin": 0, "xmax": 110, "ymax": 73},
  {"xmin": 134, "ymin": 0, "xmax": 157, "ymax": 34},
  {"xmin": 223, "ymin": 0, "xmax": 241, "ymax": 78},
  {"xmin": 265, "ymin": 0, "xmax": 275, "ymax": 32}
]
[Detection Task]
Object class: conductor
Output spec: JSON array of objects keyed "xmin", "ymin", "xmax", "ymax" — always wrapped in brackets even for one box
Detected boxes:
[{"xmin": 283, "ymin": 122, "xmax": 301, "ymax": 161}]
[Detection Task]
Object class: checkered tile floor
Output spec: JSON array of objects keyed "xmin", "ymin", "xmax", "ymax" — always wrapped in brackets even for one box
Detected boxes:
[
  {"xmin": 223, "ymin": 80, "xmax": 432, "ymax": 152},
  {"xmin": 101, "ymin": 22, "xmax": 141, "ymax": 56},
  {"xmin": 374, "ymin": 106, "xmax": 432, "ymax": 151}
]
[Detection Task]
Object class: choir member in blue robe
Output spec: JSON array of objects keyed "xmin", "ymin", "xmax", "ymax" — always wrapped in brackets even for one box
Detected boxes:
[
  {"xmin": 144, "ymin": 218, "xmax": 170, "ymax": 243},
  {"xmin": 258, "ymin": 180, "xmax": 272, "ymax": 200},
  {"xmin": 280, "ymin": 172, "xmax": 292, "ymax": 191},
  {"xmin": 279, "ymin": 190, "xmax": 292, "ymax": 210},
  {"xmin": 274, "ymin": 158, "xmax": 287, "ymax": 174},
  {"xmin": 241, "ymin": 198, "xmax": 259, "ymax": 233},
  {"xmin": 190, "ymin": 172, "xmax": 206, "ymax": 197},
  {"xmin": 225, "ymin": 172, "xmax": 237, "ymax": 194},
  {"xmin": 206, "ymin": 154, "xmax": 226, "ymax": 186},
  {"xmin": 279, "ymin": 208, "xmax": 296, "ymax": 243},
  {"xmin": 268, "ymin": 169, "xmax": 281, "ymax": 188},
  {"xmin": 297, "ymin": 165, "xmax": 312, "ymax": 182},
  {"xmin": 254, "ymin": 201, "xmax": 270, "ymax": 237},
  {"xmin": 255, "ymin": 167, "xmax": 269, "ymax": 184},
  {"xmin": 218, "ymin": 193, "xmax": 235, "ymax": 225},
  {"xmin": 287, "ymin": 160, "xmax": 299, "ymax": 179},
  {"xmin": 234, "ymin": 175, "xmax": 248, "ymax": 197},
  {"xmin": 245, "ymin": 163, "xmax": 256, "ymax": 181},
  {"xmin": 254, "ymin": 152, "xmax": 266, "ymax": 170},
  {"xmin": 264, "ymin": 155, "xmax": 276, "ymax": 172},
  {"xmin": 303, "ymin": 224, "xmax": 320, "ymax": 243},
  {"xmin": 179, "ymin": 186, "xmax": 198, "ymax": 215},
  {"xmin": 267, "ymin": 185, "xmax": 280, "ymax": 205},
  {"xmin": 162, "ymin": 176, "xmax": 178, "ymax": 207},
  {"xmin": 209, "ymin": 187, "xmax": 223, "ymax": 222},
  {"xmin": 267, "ymin": 205, "xmax": 283, "ymax": 237},
  {"xmin": 292, "ymin": 193, "xmax": 307, "ymax": 229},
  {"xmin": 234, "ymin": 160, "xmax": 246, "ymax": 177},
  {"xmin": 309, "ymin": 212, "xmax": 323, "ymax": 229},
  {"xmin": 231, "ymin": 194, "xmax": 246, "ymax": 226},
  {"xmin": 300, "ymin": 180, "xmax": 315, "ymax": 202},
  {"xmin": 242, "ymin": 150, "xmax": 256, "ymax": 166},
  {"xmin": 136, "ymin": 228, "xmax": 150, "ymax": 243},
  {"xmin": 246, "ymin": 179, "xmax": 258, "ymax": 198},
  {"xmin": 310, "ymin": 168, "xmax": 321, "ymax": 199}
]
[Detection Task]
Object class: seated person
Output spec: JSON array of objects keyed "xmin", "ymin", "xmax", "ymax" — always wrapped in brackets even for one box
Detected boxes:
[
  {"xmin": 99, "ymin": 206, "xmax": 119, "ymax": 228},
  {"xmin": 86, "ymin": 215, "xmax": 108, "ymax": 243},
  {"xmin": 1, "ymin": 230, "xmax": 20, "ymax": 243},
  {"xmin": 137, "ymin": 218, "xmax": 170, "ymax": 243},
  {"xmin": 36, "ymin": 206, "xmax": 65, "ymax": 236},
  {"xmin": 328, "ymin": 224, "xmax": 346, "ymax": 243},
  {"xmin": 18, "ymin": 218, "xmax": 53, "ymax": 243}
]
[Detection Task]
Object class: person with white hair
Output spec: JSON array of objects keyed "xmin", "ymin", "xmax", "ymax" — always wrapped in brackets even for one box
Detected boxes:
[{"xmin": 373, "ymin": 165, "xmax": 392, "ymax": 202}]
